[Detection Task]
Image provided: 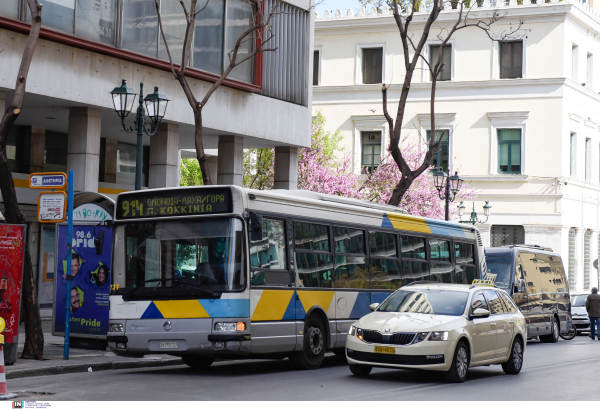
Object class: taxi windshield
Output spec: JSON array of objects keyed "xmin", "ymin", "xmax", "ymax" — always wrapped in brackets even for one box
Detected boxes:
[
  {"xmin": 122, "ymin": 218, "xmax": 244, "ymax": 292},
  {"xmin": 378, "ymin": 289, "xmax": 469, "ymax": 316}
]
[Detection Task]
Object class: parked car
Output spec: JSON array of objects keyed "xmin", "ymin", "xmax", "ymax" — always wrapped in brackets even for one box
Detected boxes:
[
  {"xmin": 485, "ymin": 245, "xmax": 571, "ymax": 341},
  {"xmin": 571, "ymin": 294, "xmax": 591, "ymax": 334},
  {"xmin": 345, "ymin": 283, "xmax": 527, "ymax": 383}
]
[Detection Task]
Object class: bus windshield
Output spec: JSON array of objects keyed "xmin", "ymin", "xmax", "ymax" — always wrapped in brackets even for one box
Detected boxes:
[
  {"xmin": 122, "ymin": 218, "xmax": 244, "ymax": 292},
  {"xmin": 485, "ymin": 256, "xmax": 513, "ymax": 289}
]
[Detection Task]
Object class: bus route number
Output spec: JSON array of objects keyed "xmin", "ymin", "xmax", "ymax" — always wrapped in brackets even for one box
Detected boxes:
[{"xmin": 121, "ymin": 200, "xmax": 144, "ymax": 218}]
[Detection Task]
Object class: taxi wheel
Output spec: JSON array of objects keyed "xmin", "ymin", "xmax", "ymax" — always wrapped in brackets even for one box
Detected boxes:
[
  {"xmin": 445, "ymin": 341, "xmax": 469, "ymax": 383},
  {"xmin": 182, "ymin": 355, "xmax": 215, "ymax": 369},
  {"xmin": 349, "ymin": 363, "xmax": 372, "ymax": 377},
  {"xmin": 290, "ymin": 316, "xmax": 326, "ymax": 370},
  {"xmin": 540, "ymin": 317, "xmax": 559, "ymax": 343},
  {"xmin": 501, "ymin": 337, "xmax": 524, "ymax": 375}
]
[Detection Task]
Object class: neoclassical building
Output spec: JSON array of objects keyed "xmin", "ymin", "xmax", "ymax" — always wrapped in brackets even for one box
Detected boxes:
[{"xmin": 313, "ymin": 0, "xmax": 600, "ymax": 292}]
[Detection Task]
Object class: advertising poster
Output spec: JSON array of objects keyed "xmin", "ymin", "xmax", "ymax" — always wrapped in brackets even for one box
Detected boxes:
[
  {"xmin": 54, "ymin": 224, "xmax": 112, "ymax": 337},
  {"xmin": 0, "ymin": 224, "xmax": 25, "ymax": 344}
]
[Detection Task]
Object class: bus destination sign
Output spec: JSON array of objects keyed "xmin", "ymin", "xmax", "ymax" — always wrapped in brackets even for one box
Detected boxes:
[{"xmin": 116, "ymin": 188, "xmax": 232, "ymax": 219}]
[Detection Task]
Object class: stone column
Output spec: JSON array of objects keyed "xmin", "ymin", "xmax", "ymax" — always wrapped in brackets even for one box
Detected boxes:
[
  {"xmin": 206, "ymin": 156, "xmax": 218, "ymax": 185},
  {"xmin": 149, "ymin": 123, "xmax": 180, "ymax": 188},
  {"xmin": 590, "ymin": 229, "xmax": 599, "ymax": 289},
  {"xmin": 575, "ymin": 227, "xmax": 585, "ymax": 293},
  {"xmin": 217, "ymin": 136, "xmax": 243, "ymax": 186},
  {"xmin": 67, "ymin": 107, "xmax": 101, "ymax": 192},
  {"xmin": 20, "ymin": 126, "xmax": 45, "ymax": 174},
  {"xmin": 103, "ymin": 139, "xmax": 118, "ymax": 183},
  {"xmin": 274, "ymin": 146, "xmax": 298, "ymax": 190}
]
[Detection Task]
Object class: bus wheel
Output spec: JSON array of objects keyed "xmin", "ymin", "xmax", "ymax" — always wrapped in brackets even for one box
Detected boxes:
[
  {"xmin": 290, "ymin": 316, "xmax": 326, "ymax": 370},
  {"xmin": 182, "ymin": 355, "xmax": 215, "ymax": 369}
]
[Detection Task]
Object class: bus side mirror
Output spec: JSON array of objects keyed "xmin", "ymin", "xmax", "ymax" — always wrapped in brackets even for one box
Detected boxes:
[
  {"xmin": 94, "ymin": 230, "xmax": 105, "ymax": 256},
  {"xmin": 517, "ymin": 279, "xmax": 526, "ymax": 293},
  {"xmin": 249, "ymin": 212, "xmax": 263, "ymax": 242}
]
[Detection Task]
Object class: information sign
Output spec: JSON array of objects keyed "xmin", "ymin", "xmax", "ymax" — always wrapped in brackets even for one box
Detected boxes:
[
  {"xmin": 38, "ymin": 192, "xmax": 67, "ymax": 223},
  {"xmin": 29, "ymin": 172, "xmax": 67, "ymax": 189}
]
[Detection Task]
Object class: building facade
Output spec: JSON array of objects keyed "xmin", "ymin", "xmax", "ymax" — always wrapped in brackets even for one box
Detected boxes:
[
  {"xmin": 313, "ymin": 0, "xmax": 600, "ymax": 292},
  {"xmin": 0, "ymin": 0, "xmax": 314, "ymax": 316}
]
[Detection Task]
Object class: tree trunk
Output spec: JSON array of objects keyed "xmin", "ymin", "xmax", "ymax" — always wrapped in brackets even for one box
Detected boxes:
[{"xmin": 194, "ymin": 110, "xmax": 213, "ymax": 185}]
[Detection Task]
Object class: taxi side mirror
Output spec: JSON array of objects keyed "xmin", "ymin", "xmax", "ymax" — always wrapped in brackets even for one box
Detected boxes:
[
  {"xmin": 370, "ymin": 303, "xmax": 380, "ymax": 311},
  {"xmin": 472, "ymin": 308, "xmax": 490, "ymax": 319}
]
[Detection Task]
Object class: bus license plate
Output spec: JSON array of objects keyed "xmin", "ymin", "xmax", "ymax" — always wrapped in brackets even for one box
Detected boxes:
[
  {"xmin": 159, "ymin": 342, "xmax": 179, "ymax": 349},
  {"xmin": 374, "ymin": 346, "xmax": 395, "ymax": 354}
]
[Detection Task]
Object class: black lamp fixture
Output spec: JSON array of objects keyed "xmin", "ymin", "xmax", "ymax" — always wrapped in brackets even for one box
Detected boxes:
[
  {"xmin": 430, "ymin": 167, "xmax": 463, "ymax": 221},
  {"xmin": 110, "ymin": 80, "xmax": 170, "ymax": 191}
]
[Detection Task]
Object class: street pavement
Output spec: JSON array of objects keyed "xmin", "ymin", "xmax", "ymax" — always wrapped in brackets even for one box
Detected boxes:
[{"xmin": 8, "ymin": 334, "xmax": 600, "ymax": 401}]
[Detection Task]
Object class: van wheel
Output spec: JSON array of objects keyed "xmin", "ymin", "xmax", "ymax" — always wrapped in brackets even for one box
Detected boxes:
[
  {"xmin": 445, "ymin": 341, "xmax": 469, "ymax": 383},
  {"xmin": 501, "ymin": 337, "xmax": 524, "ymax": 375},
  {"xmin": 539, "ymin": 317, "xmax": 559, "ymax": 343},
  {"xmin": 349, "ymin": 363, "xmax": 372, "ymax": 377},
  {"xmin": 290, "ymin": 315, "xmax": 326, "ymax": 370},
  {"xmin": 182, "ymin": 355, "xmax": 215, "ymax": 369}
]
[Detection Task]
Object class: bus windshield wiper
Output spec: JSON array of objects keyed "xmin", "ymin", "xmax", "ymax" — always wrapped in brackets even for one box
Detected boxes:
[{"xmin": 122, "ymin": 278, "xmax": 220, "ymax": 301}]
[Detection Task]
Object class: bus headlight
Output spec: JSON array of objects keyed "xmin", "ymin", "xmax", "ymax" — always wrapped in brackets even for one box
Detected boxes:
[
  {"xmin": 214, "ymin": 322, "xmax": 246, "ymax": 331},
  {"xmin": 109, "ymin": 323, "xmax": 124, "ymax": 333}
]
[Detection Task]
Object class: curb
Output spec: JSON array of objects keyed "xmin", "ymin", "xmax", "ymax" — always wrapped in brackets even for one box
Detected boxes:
[{"xmin": 6, "ymin": 358, "xmax": 184, "ymax": 380}]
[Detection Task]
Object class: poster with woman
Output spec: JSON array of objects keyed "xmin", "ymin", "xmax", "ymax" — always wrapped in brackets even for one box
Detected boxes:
[{"xmin": 53, "ymin": 224, "xmax": 112, "ymax": 336}]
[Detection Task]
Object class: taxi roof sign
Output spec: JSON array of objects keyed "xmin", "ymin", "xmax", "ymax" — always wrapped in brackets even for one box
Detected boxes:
[{"xmin": 29, "ymin": 172, "xmax": 67, "ymax": 189}]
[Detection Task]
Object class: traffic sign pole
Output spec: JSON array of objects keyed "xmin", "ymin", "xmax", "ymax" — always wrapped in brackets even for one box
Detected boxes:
[{"xmin": 64, "ymin": 170, "xmax": 74, "ymax": 360}]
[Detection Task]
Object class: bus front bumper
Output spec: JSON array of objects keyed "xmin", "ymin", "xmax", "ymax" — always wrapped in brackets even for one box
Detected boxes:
[{"xmin": 107, "ymin": 318, "xmax": 251, "ymax": 357}]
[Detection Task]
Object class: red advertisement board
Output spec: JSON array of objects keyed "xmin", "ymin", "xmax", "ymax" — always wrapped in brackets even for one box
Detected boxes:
[{"xmin": 0, "ymin": 224, "xmax": 25, "ymax": 344}]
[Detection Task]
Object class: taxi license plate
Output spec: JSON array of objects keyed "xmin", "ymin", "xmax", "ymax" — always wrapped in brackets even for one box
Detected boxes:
[
  {"xmin": 374, "ymin": 346, "xmax": 395, "ymax": 354},
  {"xmin": 159, "ymin": 342, "xmax": 179, "ymax": 349}
]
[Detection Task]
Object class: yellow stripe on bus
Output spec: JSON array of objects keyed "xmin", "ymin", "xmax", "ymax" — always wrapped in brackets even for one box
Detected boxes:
[
  {"xmin": 297, "ymin": 291, "xmax": 335, "ymax": 314},
  {"xmin": 251, "ymin": 290, "xmax": 294, "ymax": 321},
  {"xmin": 154, "ymin": 300, "xmax": 209, "ymax": 318},
  {"xmin": 386, "ymin": 213, "xmax": 432, "ymax": 234}
]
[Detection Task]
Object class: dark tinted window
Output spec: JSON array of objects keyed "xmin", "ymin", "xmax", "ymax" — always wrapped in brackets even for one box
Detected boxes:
[
  {"xmin": 485, "ymin": 255, "xmax": 513, "ymax": 290},
  {"xmin": 313, "ymin": 50, "xmax": 319, "ymax": 86},
  {"xmin": 295, "ymin": 253, "xmax": 333, "ymax": 288},
  {"xmin": 401, "ymin": 236, "xmax": 426, "ymax": 260},
  {"xmin": 334, "ymin": 255, "xmax": 367, "ymax": 288},
  {"xmin": 484, "ymin": 291, "xmax": 507, "ymax": 314},
  {"xmin": 431, "ymin": 263, "xmax": 453, "ymax": 283},
  {"xmin": 250, "ymin": 218, "xmax": 287, "ymax": 270},
  {"xmin": 334, "ymin": 227, "xmax": 364, "ymax": 254},
  {"xmin": 369, "ymin": 231, "xmax": 397, "ymax": 258},
  {"xmin": 370, "ymin": 258, "xmax": 402, "ymax": 290},
  {"xmin": 455, "ymin": 264, "xmax": 476, "ymax": 285},
  {"xmin": 430, "ymin": 239, "xmax": 450, "ymax": 262},
  {"xmin": 294, "ymin": 222, "xmax": 330, "ymax": 252},
  {"xmin": 499, "ymin": 292, "xmax": 518, "ymax": 313},
  {"xmin": 362, "ymin": 47, "xmax": 383, "ymax": 84},
  {"xmin": 500, "ymin": 41, "xmax": 523, "ymax": 79},
  {"xmin": 402, "ymin": 260, "xmax": 429, "ymax": 282},
  {"xmin": 455, "ymin": 242, "xmax": 474, "ymax": 264}
]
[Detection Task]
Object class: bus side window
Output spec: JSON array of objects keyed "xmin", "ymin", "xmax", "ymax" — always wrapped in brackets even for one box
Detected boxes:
[
  {"xmin": 250, "ymin": 218, "xmax": 289, "ymax": 286},
  {"xmin": 294, "ymin": 222, "xmax": 333, "ymax": 288}
]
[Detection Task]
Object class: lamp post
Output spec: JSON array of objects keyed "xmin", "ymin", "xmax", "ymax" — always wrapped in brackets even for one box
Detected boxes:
[
  {"xmin": 458, "ymin": 201, "xmax": 492, "ymax": 225},
  {"xmin": 431, "ymin": 167, "xmax": 463, "ymax": 221},
  {"xmin": 110, "ymin": 80, "xmax": 170, "ymax": 190}
]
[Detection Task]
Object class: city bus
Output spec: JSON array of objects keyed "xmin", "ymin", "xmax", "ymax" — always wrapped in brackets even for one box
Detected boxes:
[{"xmin": 106, "ymin": 186, "xmax": 488, "ymax": 370}]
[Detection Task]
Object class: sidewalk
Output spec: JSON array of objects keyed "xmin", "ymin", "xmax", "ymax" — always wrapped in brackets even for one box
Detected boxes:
[{"xmin": 7, "ymin": 319, "xmax": 183, "ymax": 380}]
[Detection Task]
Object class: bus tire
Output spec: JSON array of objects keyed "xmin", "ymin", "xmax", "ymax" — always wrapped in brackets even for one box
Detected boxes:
[
  {"xmin": 290, "ymin": 315, "xmax": 326, "ymax": 370},
  {"xmin": 182, "ymin": 355, "xmax": 215, "ymax": 369}
]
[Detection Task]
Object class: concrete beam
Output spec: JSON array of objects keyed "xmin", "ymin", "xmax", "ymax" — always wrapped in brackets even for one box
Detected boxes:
[
  {"xmin": 274, "ymin": 146, "xmax": 298, "ymax": 190},
  {"xmin": 217, "ymin": 136, "xmax": 243, "ymax": 186},
  {"xmin": 149, "ymin": 123, "xmax": 180, "ymax": 188},
  {"xmin": 67, "ymin": 107, "xmax": 101, "ymax": 192}
]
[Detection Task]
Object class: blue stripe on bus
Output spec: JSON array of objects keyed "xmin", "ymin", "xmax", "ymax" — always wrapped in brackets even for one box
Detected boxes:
[
  {"xmin": 140, "ymin": 302, "xmax": 163, "ymax": 319},
  {"xmin": 427, "ymin": 222, "xmax": 467, "ymax": 238},
  {"xmin": 349, "ymin": 292, "xmax": 371, "ymax": 319},
  {"xmin": 295, "ymin": 293, "xmax": 307, "ymax": 320},
  {"xmin": 381, "ymin": 214, "xmax": 394, "ymax": 229},
  {"xmin": 282, "ymin": 294, "xmax": 296, "ymax": 320},
  {"xmin": 199, "ymin": 299, "xmax": 250, "ymax": 318},
  {"xmin": 371, "ymin": 292, "xmax": 392, "ymax": 305}
]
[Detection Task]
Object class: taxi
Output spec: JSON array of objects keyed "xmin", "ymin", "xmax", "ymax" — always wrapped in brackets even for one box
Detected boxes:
[{"xmin": 345, "ymin": 282, "xmax": 527, "ymax": 382}]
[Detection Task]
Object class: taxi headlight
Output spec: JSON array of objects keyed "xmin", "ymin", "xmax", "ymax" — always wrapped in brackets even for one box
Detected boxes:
[
  {"xmin": 349, "ymin": 326, "xmax": 357, "ymax": 336},
  {"xmin": 413, "ymin": 332, "xmax": 429, "ymax": 344},
  {"xmin": 429, "ymin": 331, "xmax": 449, "ymax": 341},
  {"xmin": 109, "ymin": 323, "xmax": 124, "ymax": 333}
]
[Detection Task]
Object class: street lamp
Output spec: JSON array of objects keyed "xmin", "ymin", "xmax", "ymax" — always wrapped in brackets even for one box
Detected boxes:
[
  {"xmin": 431, "ymin": 167, "xmax": 463, "ymax": 221},
  {"xmin": 110, "ymin": 80, "xmax": 170, "ymax": 190},
  {"xmin": 458, "ymin": 201, "xmax": 492, "ymax": 225}
]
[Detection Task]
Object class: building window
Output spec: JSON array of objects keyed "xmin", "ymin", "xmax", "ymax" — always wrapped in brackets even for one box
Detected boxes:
[
  {"xmin": 569, "ymin": 227, "xmax": 576, "ymax": 291},
  {"xmin": 313, "ymin": 50, "xmax": 320, "ymax": 86},
  {"xmin": 500, "ymin": 41, "xmax": 523, "ymax": 79},
  {"xmin": 44, "ymin": 131, "xmax": 68, "ymax": 173},
  {"xmin": 193, "ymin": 0, "xmax": 225, "ymax": 75},
  {"xmin": 426, "ymin": 130, "xmax": 449, "ymax": 171},
  {"xmin": 584, "ymin": 230, "xmax": 591, "ymax": 290},
  {"xmin": 429, "ymin": 44, "xmax": 451, "ymax": 81},
  {"xmin": 76, "ymin": 0, "xmax": 117, "ymax": 45},
  {"xmin": 570, "ymin": 133, "xmax": 575, "ymax": 177},
  {"xmin": 585, "ymin": 137, "xmax": 591, "ymax": 182},
  {"xmin": 491, "ymin": 225, "xmax": 524, "ymax": 247},
  {"xmin": 497, "ymin": 129, "xmax": 521, "ymax": 174},
  {"xmin": 361, "ymin": 131, "xmax": 381, "ymax": 173},
  {"xmin": 362, "ymin": 48, "xmax": 383, "ymax": 84},
  {"xmin": 224, "ymin": 0, "xmax": 255, "ymax": 83},
  {"xmin": 587, "ymin": 52, "xmax": 593, "ymax": 89},
  {"xmin": 158, "ymin": 0, "xmax": 189, "ymax": 63},
  {"xmin": 116, "ymin": 143, "xmax": 149, "ymax": 186},
  {"xmin": 122, "ymin": 0, "xmax": 159, "ymax": 57},
  {"xmin": 0, "ymin": 0, "xmax": 20, "ymax": 19},
  {"xmin": 572, "ymin": 44, "xmax": 579, "ymax": 82}
]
